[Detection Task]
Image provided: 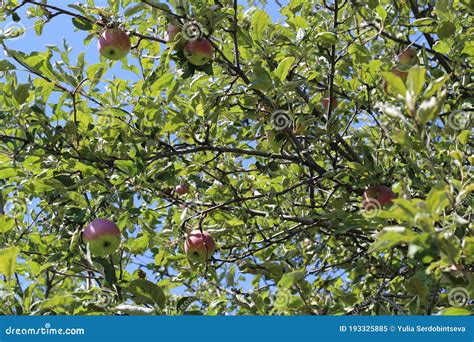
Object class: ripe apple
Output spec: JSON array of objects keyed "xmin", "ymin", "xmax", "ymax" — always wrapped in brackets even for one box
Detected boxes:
[
  {"xmin": 175, "ymin": 184, "xmax": 189, "ymax": 196},
  {"xmin": 184, "ymin": 230, "xmax": 216, "ymax": 262},
  {"xmin": 398, "ymin": 48, "xmax": 417, "ymax": 65},
  {"xmin": 183, "ymin": 38, "xmax": 214, "ymax": 66},
  {"xmin": 83, "ymin": 218, "xmax": 121, "ymax": 256},
  {"xmin": 362, "ymin": 185, "xmax": 396, "ymax": 210},
  {"xmin": 98, "ymin": 28, "xmax": 131, "ymax": 60},
  {"xmin": 165, "ymin": 24, "xmax": 181, "ymax": 42},
  {"xmin": 322, "ymin": 97, "xmax": 338, "ymax": 109}
]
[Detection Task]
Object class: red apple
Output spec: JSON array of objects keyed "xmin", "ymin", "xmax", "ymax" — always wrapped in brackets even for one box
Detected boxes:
[
  {"xmin": 184, "ymin": 230, "xmax": 216, "ymax": 262},
  {"xmin": 175, "ymin": 184, "xmax": 189, "ymax": 196},
  {"xmin": 165, "ymin": 24, "xmax": 181, "ymax": 42},
  {"xmin": 398, "ymin": 48, "xmax": 417, "ymax": 65},
  {"xmin": 98, "ymin": 28, "xmax": 131, "ymax": 60},
  {"xmin": 183, "ymin": 38, "xmax": 214, "ymax": 66},
  {"xmin": 83, "ymin": 218, "xmax": 121, "ymax": 256},
  {"xmin": 362, "ymin": 185, "xmax": 396, "ymax": 210},
  {"xmin": 322, "ymin": 97, "xmax": 338, "ymax": 109}
]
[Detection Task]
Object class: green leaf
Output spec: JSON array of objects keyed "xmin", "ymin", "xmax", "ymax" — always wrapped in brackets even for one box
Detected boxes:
[
  {"xmin": 115, "ymin": 160, "xmax": 137, "ymax": 176},
  {"xmin": 274, "ymin": 57, "xmax": 295, "ymax": 81},
  {"xmin": 437, "ymin": 22, "xmax": 456, "ymax": 39},
  {"xmin": 380, "ymin": 71, "xmax": 406, "ymax": 97},
  {"xmin": 0, "ymin": 168, "xmax": 18, "ymax": 180},
  {"xmin": 0, "ymin": 60, "xmax": 16, "ymax": 71},
  {"xmin": 251, "ymin": 10, "xmax": 271, "ymax": 41},
  {"xmin": 124, "ymin": 3, "xmax": 146, "ymax": 17},
  {"xmin": 315, "ymin": 32, "xmax": 338, "ymax": 45},
  {"xmin": 406, "ymin": 66, "xmax": 426, "ymax": 99},
  {"xmin": 71, "ymin": 17, "xmax": 93, "ymax": 31},
  {"xmin": 40, "ymin": 295, "xmax": 76, "ymax": 310},
  {"xmin": 439, "ymin": 307, "xmax": 472, "ymax": 315},
  {"xmin": 368, "ymin": 227, "xmax": 418, "ymax": 253},
  {"xmin": 129, "ymin": 279, "xmax": 166, "ymax": 309},
  {"xmin": 433, "ymin": 40, "xmax": 450, "ymax": 54},
  {"xmin": 412, "ymin": 18, "xmax": 436, "ymax": 27},
  {"xmin": 404, "ymin": 273, "xmax": 429, "ymax": 300},
  {"xmin": 424, "ymin": 74, "xmax": 450, "ymax": 97},
  {"xmin": 435, "ymin": 0, "xmax": 450, "ymax": 13},
  {"xmin": 249, "ymin": 65, "xmax": 273, "ymax": 91},
  {"xmin": 0, "ymin": 216, "xmax": 15, "ymax": 233},
  {"xmin": 416, "ymin": 97, "xmax": 439, "ymax": 124},
  {"xmin": 0, "ymin": 246, "xmax": 20, "ymax": 280},
  {"xmin": 425, "ymin": 186, "xmax": 451, "ymax": 214},
  {"xmin": 278, "ymin": 270, "xmax": 304, "ymax": 289},
  {"xmin": 13, "ymin": 84, "xmax": 30, "ymax": 104},
  {"xmin": 151, "ymin": 73, "xmax": 175, "ymax": 92}
]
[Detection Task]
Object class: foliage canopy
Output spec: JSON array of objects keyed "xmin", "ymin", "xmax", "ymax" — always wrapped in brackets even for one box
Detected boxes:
[{"xmin": 0, "ymin": 0, "xmax": 472, "ymax": 315}]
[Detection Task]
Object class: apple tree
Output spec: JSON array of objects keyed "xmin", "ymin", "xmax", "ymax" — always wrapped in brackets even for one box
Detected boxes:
[{"xmin": 0, "ymin": 0, "xmax": 472, "ymax": 315}]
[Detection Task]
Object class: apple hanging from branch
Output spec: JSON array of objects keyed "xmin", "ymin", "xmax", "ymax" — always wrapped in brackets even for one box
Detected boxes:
[
  {"xmin": 183, "ymin": 38, "xmax": 214, "ymax": 66},
  {"xmin": 362, "ymin": 185, "xmax": 396, "ymax": 211},
  {"xmin": 165, "ymin": 24, "xmax": 181, "ymax": 42},
  {"xmin": 175, "ymin": 184, "xmax": 189, "ymax": 196},
  {"xmin": 82, "ymin": 218, "xmax": 121, "ymax": 256},
  {"xmin": 97, "ymin": 27, "xmax": 131, "ymax": 60},
  {"xmin": 398, "ymin": 48, "xmax": 417, "ymax": 66},
  {"xmin": 165, "ymin": 24, "xmax": 186, "ymax": 50},
  {"xmin": 184, "ymin": 230, "xmax": 216, "ymax": 263},
  {"xmin": 322, "ymin": 96, "xmax": 338, "ymax": 109}
]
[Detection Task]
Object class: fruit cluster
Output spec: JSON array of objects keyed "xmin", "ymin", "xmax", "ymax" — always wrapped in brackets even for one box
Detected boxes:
[
  {"xmin": 166, "ymin": 23, "xmax": 214, "ymax": 66},
  {"xmin": 97, "ymin": 24, "xmax": 214, "ymax": 67}
]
